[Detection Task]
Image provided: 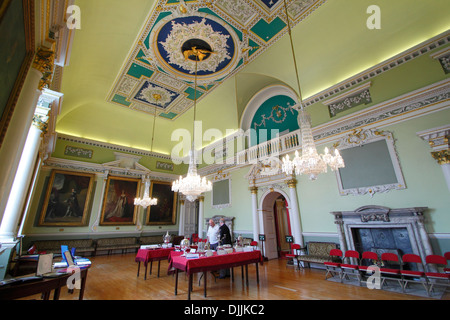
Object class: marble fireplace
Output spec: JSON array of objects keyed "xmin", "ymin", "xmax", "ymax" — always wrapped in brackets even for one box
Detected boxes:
[{"xmin": 331, "ymin": 206, "xmax": 434, "ymax": 269}]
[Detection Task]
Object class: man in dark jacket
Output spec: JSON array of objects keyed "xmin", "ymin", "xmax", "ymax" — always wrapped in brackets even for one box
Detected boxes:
[
  {"xmin": 218, "ymin": 218, "xmax": 232, "ymax": 278},
  {"xmin": 219, "ymin": 218, "xmax": 232, "ymax": 245}
]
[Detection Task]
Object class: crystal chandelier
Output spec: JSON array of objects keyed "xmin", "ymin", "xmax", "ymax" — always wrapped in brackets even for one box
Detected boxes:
[
  {"xmin": 134, "ymin": 178, "xmax": 157, "ymax": 208},
  {"xmin": 280, "ymin": 0, "xmax": 344, "ymax": 180},
  {"xmin": 172, "ymin": 50, "xmax": 212, "ymax": 201},
  {"xmin": 134, "ymin": 104, "xmax": 158, "ymax": 208}
]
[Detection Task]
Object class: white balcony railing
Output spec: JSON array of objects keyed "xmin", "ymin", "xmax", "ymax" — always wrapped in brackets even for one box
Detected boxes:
[{"xmin": 235, "ymin": 129, "xmax": 301, "ymax": 165}]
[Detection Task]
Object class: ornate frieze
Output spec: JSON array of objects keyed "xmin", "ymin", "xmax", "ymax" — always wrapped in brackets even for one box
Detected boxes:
[
  {"xmin": 328, "ymin": 89, "xmax": 372, "ymax": 117},
  {"xmin": 430, "ymin": 47, "xmax": 450, "ymax": 74},
  {"xmin": 323, "ymin": 82, "xmax": 372, "ymax": 118}
]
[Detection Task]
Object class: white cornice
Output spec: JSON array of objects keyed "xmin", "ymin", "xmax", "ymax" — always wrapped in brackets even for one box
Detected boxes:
[
  {"xmin": 303, "ymin": 30, "xmax": 450, "ymax": 107},
  {"xmin": 56, "ymin": 133, "xmax": 184, "ymax": 163},
  {"xmin": 43, "ymin": 156, "xmax": 179, "ymax": 182}
]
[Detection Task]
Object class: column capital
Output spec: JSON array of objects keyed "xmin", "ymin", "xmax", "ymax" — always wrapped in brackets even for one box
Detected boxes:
[
  {"xmin": 180, "ymin": 199, "xmax": 185, "ymax": 205},
  {"xmin": 431, "ymin": 149, "xmax": 450, "ymax": 165},
  {"xmin": 198, "ymin": 196, "xmax": 204, "ymax": 202},
  {"xmin": 286, "ymin": 179, "xmax": 297, "ymax": 188},
  {"xmin": 31, "ymin": 114, "xmax": 49, "ymax": 133},
  {"xmin": 32, "ymin": 48, "xmax": 55, "ymax": 90},
  {"xmin": 249, "ymin": 186, "xmax": 258, "ymax": 194}
]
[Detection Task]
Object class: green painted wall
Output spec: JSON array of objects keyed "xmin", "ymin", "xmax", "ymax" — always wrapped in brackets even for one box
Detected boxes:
[
  {"xmin": 201, "ymin": 109, "xmax": 450, "ymax": 255},
  {"xmin": 202, "ymin": 166, "xmax": 253, "ymax": 237}
]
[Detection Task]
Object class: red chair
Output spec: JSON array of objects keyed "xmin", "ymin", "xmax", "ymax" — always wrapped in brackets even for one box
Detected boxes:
[
  {"xmin": 380, "ymin": 253, "xmax": 403, "ymax": 289},
  {"xmin": 358, "ymin": 251, "xmax": 379, "ymax": 285},
  {"xmin": 285, "ymin": 244, "xmax": 302, "ymax": 270},
  {"xmin": 341, "ymin": 250, "xmax": 361, "ymax": 284},
  {"xmin": 324, "ymin": 249, "xmax": 343, "ymax": 280},
  {"xmin": 358, "ymin": 251, "xmax": 379, "ymax": 272},
  {"xmin": 444, "ymin": 252, "xmax": 450, "ymax": 274},
  {"xmin": 401, "ymin": 254, "xmax": 428, "ymax": 294},
  {"xmin": 425, "ymin": 255, "xmax": 450, "ymax": 295}
]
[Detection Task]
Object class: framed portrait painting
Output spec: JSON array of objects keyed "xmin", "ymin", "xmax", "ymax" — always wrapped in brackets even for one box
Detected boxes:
[
  {"xmin": 100, "ymin": 176, "xmax": 141, "ymax": 225},
  {"xmin": 39, "ymin": 170, "xmax": 95, "ymax": 227},
  {"xmin": 0, "ymin": 0, "xmax": 35, "ymax": 148},
  {"xmin": 146, "ymin": 181, "xmax": 177, "ymax": 225}
]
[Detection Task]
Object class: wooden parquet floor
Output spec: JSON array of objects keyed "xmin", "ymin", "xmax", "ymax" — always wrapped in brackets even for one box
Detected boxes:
[{"xmin": 34, "ymin": 253, "xmax": 449, "ymax": 301}]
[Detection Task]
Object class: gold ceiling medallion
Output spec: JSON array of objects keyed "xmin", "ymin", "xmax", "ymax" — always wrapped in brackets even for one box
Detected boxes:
[{"xmin": 183, "ymin": 47, "xmax": 215, "ymax": 62}]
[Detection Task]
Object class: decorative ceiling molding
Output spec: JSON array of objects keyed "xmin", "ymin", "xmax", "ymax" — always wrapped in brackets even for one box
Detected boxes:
[
  {"xmin": 106, "ymin": 0, "xmax": 326, "ymax": 120},
  {"xmin": 56, "ymin": 133, "xmax": 183, "ymax": 163},
  {"xmin": 303, "ymin": 31, "xmax": 450, "ymax": 108}
]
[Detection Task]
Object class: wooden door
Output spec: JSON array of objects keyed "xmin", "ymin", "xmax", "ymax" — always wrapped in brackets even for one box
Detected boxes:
[
  {"xmin": 183, "ymin": 201, "xmax": 198, "ymax": 238},
  {"xmin": 263, "ymin": 210, "xmax": 278, "ymax": 260}
]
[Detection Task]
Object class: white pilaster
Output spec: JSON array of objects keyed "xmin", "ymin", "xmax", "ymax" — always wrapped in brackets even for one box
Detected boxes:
[
  {"xmin": 0, "ymin": 125, "xmax": 43, "ymax": 240},
  {"xmin": 179, "ymin": 199, "xmax": 186, "ymax": 236},
  {"xmin": 0, "ymin": 68, "xmax": 43, "ymax": 222},
  {"xmin": 250, "ymin": 186, "xmax": 260, "ymax": 243},
  {"xmin": 197, "ymin": 196, "xmax": 204, "ymax": 238},
  {"xmin": 287, "ymin": 179, "xmax": 304, "ymax": 247}
]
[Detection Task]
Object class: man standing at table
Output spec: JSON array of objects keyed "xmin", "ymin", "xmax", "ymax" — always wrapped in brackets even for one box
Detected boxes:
[
  {"xmin": 207, "ymin": 219, "xmax": 220, "ymax": 250},
  {"xmin": 219, "ymin": 218, "xmax": 232, "ymax": 246},
  {"xmin": 218, "ymin": 218, "xmax": 232, "ymax": 278}
]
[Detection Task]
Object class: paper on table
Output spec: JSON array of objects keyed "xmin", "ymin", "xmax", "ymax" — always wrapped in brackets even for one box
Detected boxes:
[{"xmin": 36, "ymin": 253, "xmax": 53, "ymax": 276}]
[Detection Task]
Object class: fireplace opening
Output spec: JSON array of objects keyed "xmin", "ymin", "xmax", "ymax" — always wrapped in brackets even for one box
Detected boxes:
[{"xmin": 352, "ymin": 227, "xmax": 416, "ymax": 271}]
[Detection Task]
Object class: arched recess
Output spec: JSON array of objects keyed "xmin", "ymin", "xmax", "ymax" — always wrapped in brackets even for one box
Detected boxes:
[
  {"xmin": 258, "ymin": 188, "xmax": 293, "ymax": 260},
  {"xmin": 240, "ymin": 84, "xmax": 299, "ymax": 147}
]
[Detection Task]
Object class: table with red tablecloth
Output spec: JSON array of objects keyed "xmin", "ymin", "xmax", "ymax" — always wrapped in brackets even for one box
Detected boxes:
[
  {"xmin": 135, "ymin": 248, "xmax": 174, "ymax": 279},
  {"xmin": 168, "ymin": 250, "xmax": 263, "ymax": 300}
]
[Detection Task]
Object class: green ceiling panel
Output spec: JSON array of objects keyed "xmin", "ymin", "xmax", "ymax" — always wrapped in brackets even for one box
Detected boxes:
[
  {"xmin": 250, "ymin": 17, "xmax": 286, "ymax": 43},
  {"xmin": 127, "ymin": 63, "xmax": 154, "ymax": 79},
  {"xmin": 112, "ymin": 94, "xmax": 131, "ymax": 107},
  {"xmin": 185, "ymin": 87, "xmax": 205, "ymax": 100},
  {"xmin": 159, "ymin": 112, "xmax": 178, "ymax": 119}
]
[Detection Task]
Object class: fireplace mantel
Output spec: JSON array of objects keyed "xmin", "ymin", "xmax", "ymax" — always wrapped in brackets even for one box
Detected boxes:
[
  {"xmin": 330, "ymin": 206, "xmax": 433, "ymax": 268},
  {"xmin": 331, "ymin": 205, "xmax": 428, "ymax": 223}
]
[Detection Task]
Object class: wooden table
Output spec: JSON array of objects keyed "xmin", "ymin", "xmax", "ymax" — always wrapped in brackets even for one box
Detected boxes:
[
  {"xmin": 0, "ymin": 267, "xmax": 89, "ymax": 300},
  {"xmin": 169, "ymin": 250, "xmax": 263, "ymax": 300},
  {"xmin": 135, "ymin": 248, "xmax": 174, "ymax": 279}
]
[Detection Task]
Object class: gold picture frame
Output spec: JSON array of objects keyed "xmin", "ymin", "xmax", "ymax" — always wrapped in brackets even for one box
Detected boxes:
[
  {"xmin": 0, "ymin": 0, "xmax": 35, "ymax": 148},
  {"xmin": 38, "ymin": 170, "xmax": 95, "ymax": 227},
  {"xmin": 100, "ymin": 176, "xmax": 141, "ymax": 226},
  {"xmin": 146, "ymin": 181, "xmax": 177, "ymax": 225}
]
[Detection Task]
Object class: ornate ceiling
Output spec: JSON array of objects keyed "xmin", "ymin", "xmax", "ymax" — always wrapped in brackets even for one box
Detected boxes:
[
  {"xmin": 107, "ymin": 0, "xmax": 325, "ymax": 120},
  {"xmin": 56, "ymin": 0, "xmax": 450, "ymax": 155}
]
